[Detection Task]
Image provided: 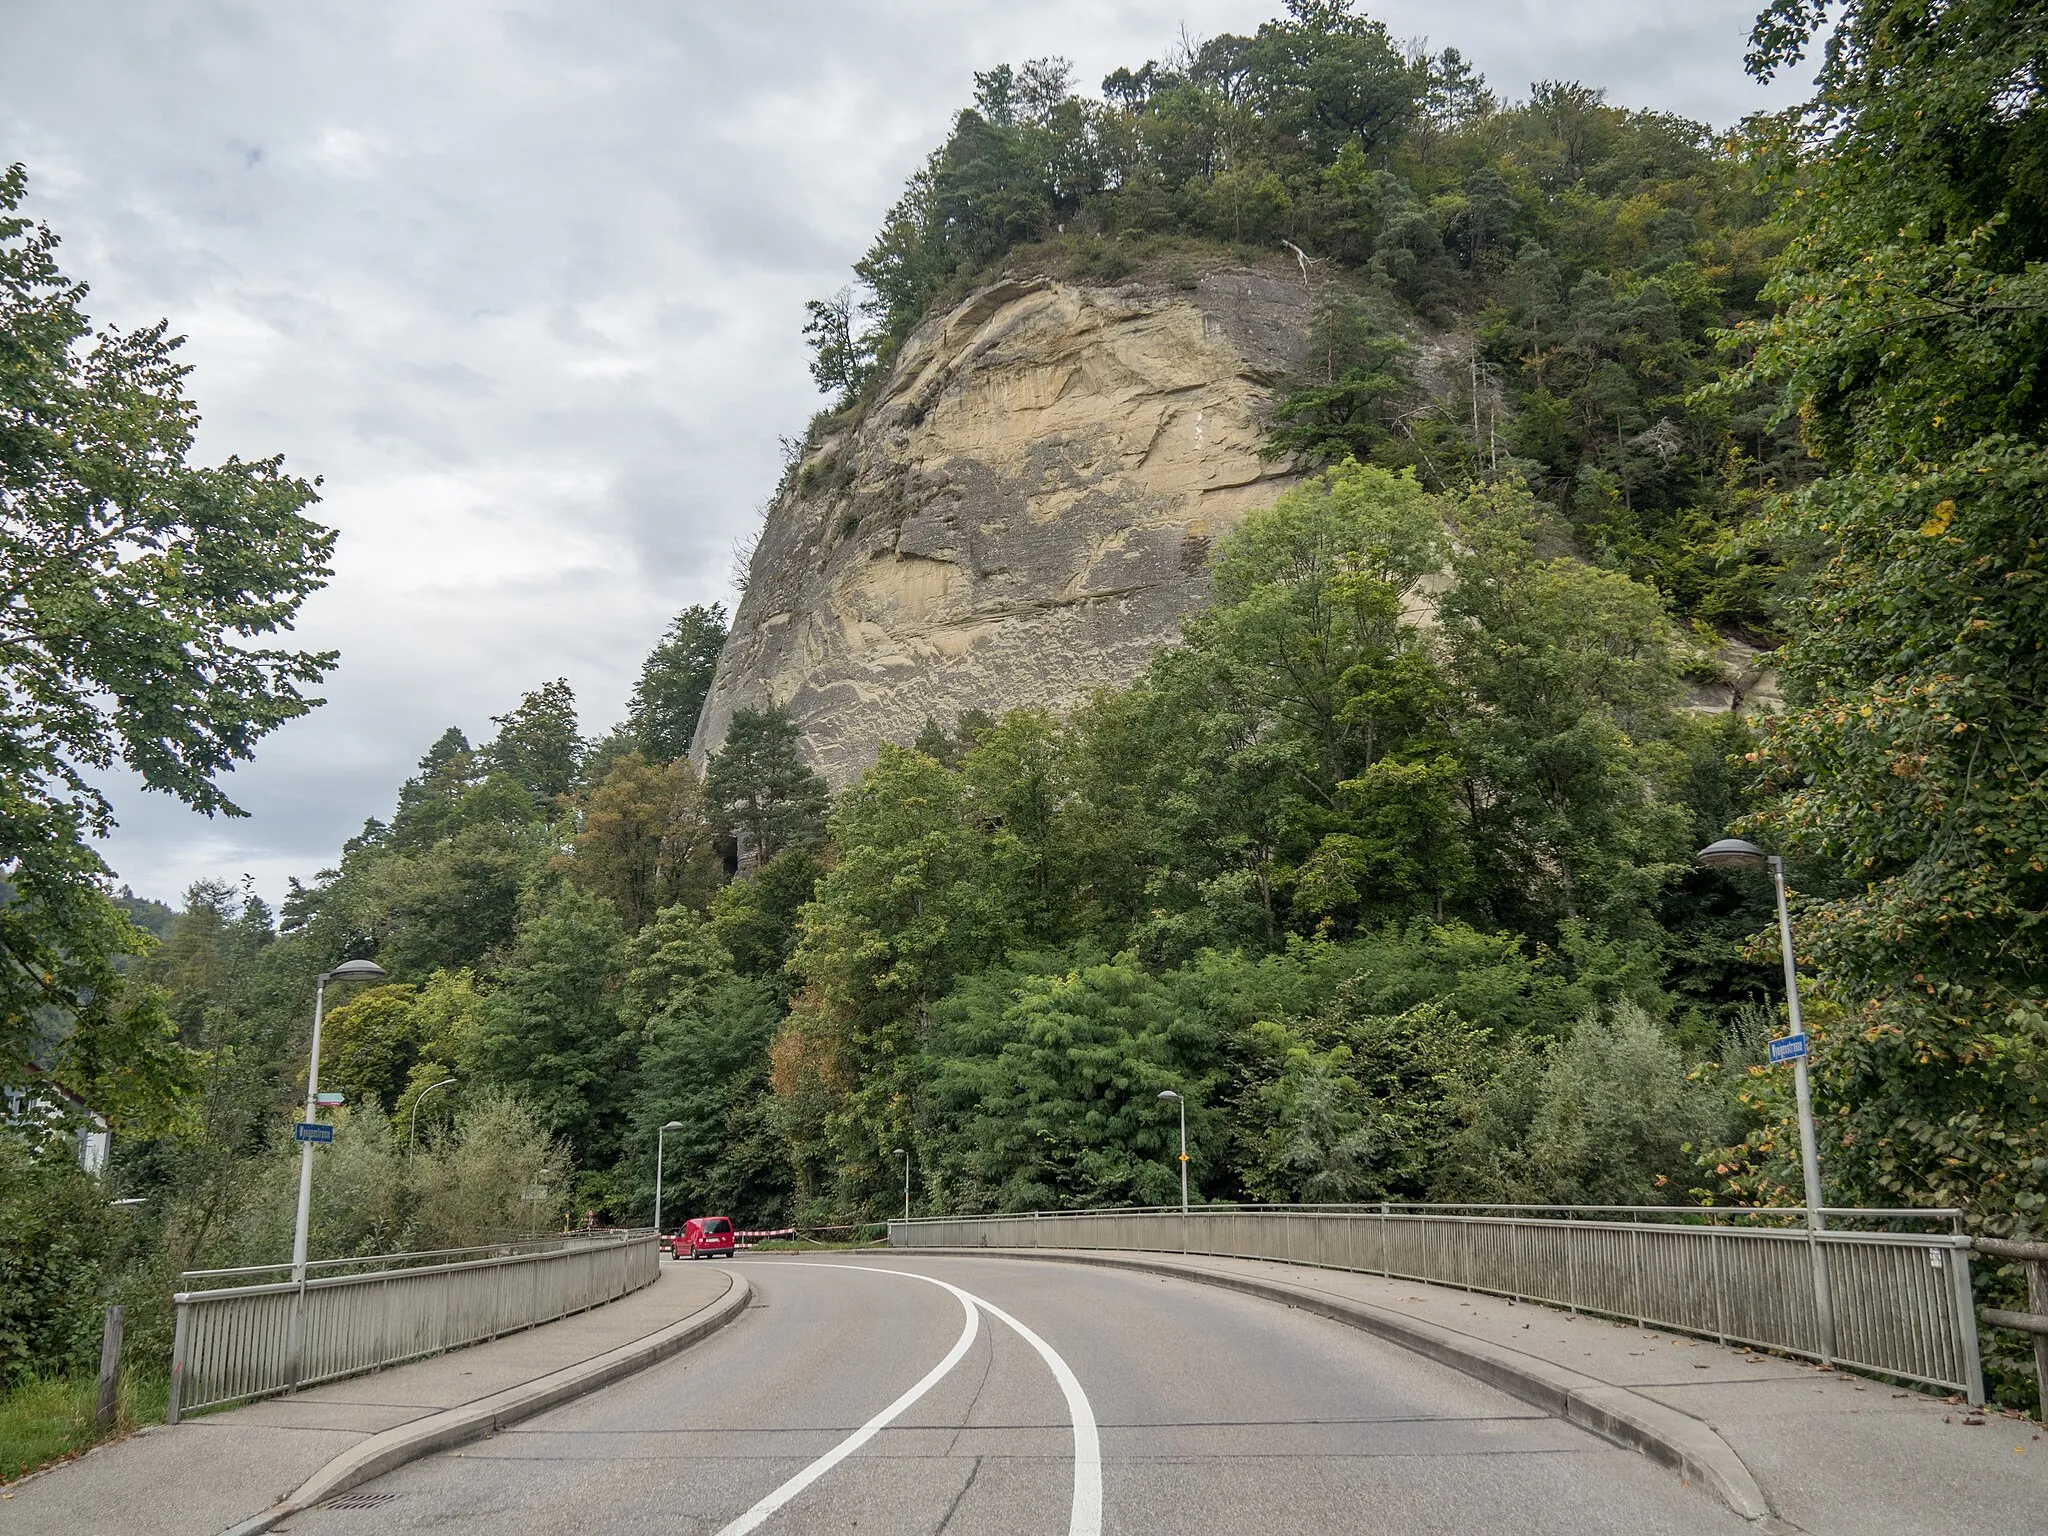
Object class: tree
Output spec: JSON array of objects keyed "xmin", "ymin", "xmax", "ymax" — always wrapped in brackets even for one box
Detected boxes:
[
  {"xmin": 1, "ymin": 1135, "xmax": 130, "ymax": 1385},
  {"xmin": 2, "ymin": 165, "xmax": 334, "ymax": 1125},
  {"xmin": 622, "ymin": 906, "xmax": 782, "ymax": 1223},
  {"xmin": 1244, "ymin": 1, "xmax": 1423, "ymax": 163},
  {"xmin": 1724, "ymin": 1, "xmax": 2048, "ymax": 1235},
  {"xmin": 390, "ymin": 728, "xmax": 482, "ymax": 849},
  {"xmin": 563, "ymin": 750, "xmax": 718, "ymax": 931},
  {"xmin": 784, "ymin": 746, "xmax": 1014, "ymax": 1207},
  {"xmin": 1157, "ymin": 462, "xmax": 1464, "ymax": 937},
  {"xmin": 709, "ymin": 846, "xmax": 823, "ymax": 999},
  {"xmin": 626, "ymin": 604, "xmax": 726, "ymax": 763},
  {"xmin": 321, "ymin": 969, "xmax": 484, "ymax": 1126},
  {"xmin": 703, "ymin": 704, "xmax": 830, "ymax": 864},
  {"xmin": 801, "ymin": 289, "xmax": 876, "ymax": 402},
  {"xmin": 476, "ymin": 885, "xmax": 630, "ymax": 1171},
  {"xmin": 318, "ymin": 984, "xmax": 421, "ymax": 1115},
  {"xmin": 1437, "ymin": 481, "xmax": 1694, "ymax": 940},
  {"xmin": 935, "ymin": 959, "xmax": 1214, "ymax": 1211},
  {"xmin": 485, "ymin": 679, "xmax": 581, "ymax": 808}
]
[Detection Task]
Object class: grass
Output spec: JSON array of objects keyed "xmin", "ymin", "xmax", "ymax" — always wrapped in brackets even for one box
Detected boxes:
[{"xmin": 0, "ymin": 1370, "xmax": 168, "ymax": 1487}]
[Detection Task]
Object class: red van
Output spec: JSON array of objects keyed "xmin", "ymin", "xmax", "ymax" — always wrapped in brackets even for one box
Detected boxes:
[{"xmin": 672, "ymin": 1215, "xmax": 735, "ymax": 1259}]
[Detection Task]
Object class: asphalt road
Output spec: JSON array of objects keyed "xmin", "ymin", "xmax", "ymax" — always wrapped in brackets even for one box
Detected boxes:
[{"xmin": 280, "ymin": 1254, "xmax": 1746, "ymax": 1536}]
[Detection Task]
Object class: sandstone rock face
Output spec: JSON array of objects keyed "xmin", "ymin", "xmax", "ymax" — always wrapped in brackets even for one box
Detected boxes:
[{"xmin": 693, "ymin": 271, "xmax": 1314, "ymax": 784}]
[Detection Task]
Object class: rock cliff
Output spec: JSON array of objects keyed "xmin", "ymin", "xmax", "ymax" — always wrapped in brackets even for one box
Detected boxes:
[{"xmin": 692, "ymin": 269, "xmax": 1314, "ymax": 784}]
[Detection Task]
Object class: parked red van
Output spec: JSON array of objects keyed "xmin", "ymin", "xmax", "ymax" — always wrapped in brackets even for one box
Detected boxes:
[{"xmin": 672, "ymin": 1215, "xmax": 735, "ymax": 1259}]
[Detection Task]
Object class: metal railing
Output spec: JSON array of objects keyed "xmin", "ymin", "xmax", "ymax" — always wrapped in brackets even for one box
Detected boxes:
[
  {"xmin": 166, "ymin": 1231, "xmax": 659, "ymax": 1422},
  {"xmin": 1973, "ymin": 1234, "xmax": 2048, "ymax": 1415},
  {"xmin": 177, "ymin": 1234, "xmax": 580, "ymax": 1287},
  {"xmin": 891, "ymin": 1204, "xmax": 1986, "ymax": 1401}
]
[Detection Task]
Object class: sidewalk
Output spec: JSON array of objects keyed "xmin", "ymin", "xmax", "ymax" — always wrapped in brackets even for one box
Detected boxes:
[
  {"xmin": 962, "ymin": 1247, "xmax": 2045, "ymax": 1535},
  {"xmin": 0, "ymin": 1260, "xmax": 746, "ymax": 1536}
]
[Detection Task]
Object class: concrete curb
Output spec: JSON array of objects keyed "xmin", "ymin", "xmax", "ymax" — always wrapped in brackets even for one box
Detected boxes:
[
  {"xmin": 214, "ymin": 1270, "xmax": 753, "ymax": 1536},
  {"xmin": 916, "ymin": 1247, "xmax": 1786, "ymax": 1528}
]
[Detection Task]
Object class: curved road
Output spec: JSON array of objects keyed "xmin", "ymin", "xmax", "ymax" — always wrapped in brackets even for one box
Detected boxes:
[{"xmin": 285, "ymin": 1254, "xmax": 1744, "ymax": 1535}]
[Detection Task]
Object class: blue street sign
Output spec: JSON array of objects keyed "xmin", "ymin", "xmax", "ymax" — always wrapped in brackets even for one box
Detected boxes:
[
  {"xmin": 293, "ymin": 1121, "xmax": 335, "ymax": 1143},
  {"xmin": 1768, "ymin": 1034, "xmax": 1809, "ymax": 1065}
]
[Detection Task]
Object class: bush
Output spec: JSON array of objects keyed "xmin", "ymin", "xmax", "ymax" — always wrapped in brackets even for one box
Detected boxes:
[
  {"xmin": 1438, "ymin": 1000, "xmax": 1742, "ymax": 1204},
  {"xmin": 178, "ymin": 1091, "xmax": 572, "ymax": 1271},
  {"xmin": 0, "ymin": 1136, "xmax": 124, "ymax": 1386}
]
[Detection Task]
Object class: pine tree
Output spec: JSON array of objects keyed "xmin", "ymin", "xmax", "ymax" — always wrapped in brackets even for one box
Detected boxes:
[
  {"xmin": 626, "ymin": 604, "xmax": 727, "ymax": 762},
  {"xmin": 703, "ymin": 705, "xmax": 830, "ymax": 865}
]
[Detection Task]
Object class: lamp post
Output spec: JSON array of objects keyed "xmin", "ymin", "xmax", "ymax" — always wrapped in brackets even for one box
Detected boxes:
[
  {"xmin": 1698, "ymin": 837, "xmax": 1836, "ymax": 1360},
  {"xmin": 1158, "ymin": 1091, "xmax": 1188, "ymax": 1213},
  {"xmin": 894, "ymin": 1147, "xmax": 909, "ymax": 1221},
  {"xmin": 291, "ymin": 959, "xmax": 386, "ymax": 1287},
  {"xmin": 408, "ymin": 1077, "xmax": 457, "ymax": 1156},
  {"xmin": 653, "ymin": 1121, "xmax": 685, "ymax": 1241}
]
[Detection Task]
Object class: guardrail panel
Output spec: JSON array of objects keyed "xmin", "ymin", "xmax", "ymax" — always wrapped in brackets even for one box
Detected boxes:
[
  {"xmin": 169, "ymin": 1234, "xmax": 659, "ymax": 1420},
  {"xmin": 890, "ymin": 1208, "xmax": 1978, "ymax": 1395}
]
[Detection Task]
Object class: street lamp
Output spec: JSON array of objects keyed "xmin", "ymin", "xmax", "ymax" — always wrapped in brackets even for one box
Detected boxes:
[
  {"xmin": 291, "ymin": 959, "xmax": 386, "ymax": 1287},
  {"xmin": 408, "ymin": 1077, "xmax": 457, "ymax": 1156},
  {"xmin": 1698, "ymin": 837, "xmax": 1836, "ymax": 1359},
  {"xmin": 893, "ymin": 1147, "xmax": 909, "ymax": 1221},
  {"xmin": 1158, "ymin": 1091, "xmax": 1188, "ymax": 1213},
  {"xmin": 653, "ymin": 1121, "xmax": 685, "ymax": 1240}
]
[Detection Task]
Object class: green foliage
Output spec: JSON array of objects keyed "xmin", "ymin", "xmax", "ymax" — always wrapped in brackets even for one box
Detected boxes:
[
  {"xmin": 1722, "ymin": 0, "xmax": 2048, "ymax": 1238},
  {"xmin": 786, "ymin": 747, "xmax": 1017, "ymax": 1201},
  {"xmin": 626, "ymin": 604, "xmax": 727, "ymax": 763},
  {"xmin": 1237, "ymin": 1000, "xmax": 1490, "ymax": 1203},
  {"xmin": 476, "ymin": 885, "xmax": 631, "ymax": 1170},
  {"xmin": 184, "ymin": 1091, "xmax": 571, "ymax": 1269},
  {"xmin": 2, "ymin": 164, "xmax": 335, "ymax": 1125},
  {"xmin": 625, "ymin": 906, "xmax": 783, "ymax": 1224},
  {"xmin": 0, "ymin": 1137, "xmax": 126, "ymax": 1386},
  {"xmin": 283, "ymin": 714, "xmax": 558, "ymax": 977},
  {"xmin": 1491, "ymin": 1000, "xmax": 1736, "ymax": 1205},
  {"xmin": 802, "ymin": 289, "xmax": 877, "ymax": 403},
  {"xmin": 320, "ymin": 971, "xmax": 483, "ymax": 1130},
  {"xmin": 1437, "ymin": 483, "xmax": 1697, "ymax": 936},
  {"xmin": 561, "ymin": 751, "xmax": 718, "ymax": 933},
  {"xmin": 933, "ymin": 958, "xmax": 1215, "ymax": 1212},
  {"xmin": 408, "ymin": 1092, "xmax": 573, "ymax": 1245},
  {"xmin": 1265, "ymin": 296, "xmax": 1413, "ymax": 464},
  {"xmin": 485, "ymin": 679, "xmax": 581, "ymax": 809},
  {"xmin": 709, "ymin": 846, "xmax": 823, "ymax": 999},
  {"xmin": 704, "ymin": 704, "xmax": 831, "ymax": 863}
]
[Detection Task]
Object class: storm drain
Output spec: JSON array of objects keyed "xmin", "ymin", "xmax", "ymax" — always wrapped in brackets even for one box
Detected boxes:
[{"xmin": 320, "ymin": 1492, "xmax": 403, "ymax": 1510}]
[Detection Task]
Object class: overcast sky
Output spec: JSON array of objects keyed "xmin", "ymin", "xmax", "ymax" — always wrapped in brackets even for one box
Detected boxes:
[{"xmin": 1, "ymin": 1, "xmax": 1818, "ymax": 909}]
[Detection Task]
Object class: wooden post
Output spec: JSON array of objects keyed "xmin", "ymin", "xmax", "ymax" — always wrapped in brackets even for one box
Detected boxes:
[{"xmin": 94, "ymin": 1304, "xmax": 124, "ymax": 1432}]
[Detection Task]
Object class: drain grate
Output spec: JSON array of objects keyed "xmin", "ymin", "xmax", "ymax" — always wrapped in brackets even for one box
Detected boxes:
[{"xmin": 321, "ymin": 1492, "xmax": 402, "ymax": 1510}]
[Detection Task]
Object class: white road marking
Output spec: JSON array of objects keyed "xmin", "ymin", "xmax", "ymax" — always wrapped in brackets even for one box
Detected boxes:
[
  {"xmin": 712, "ymin": 1269, "xmax": 978, "ymax": 1536},
  {"xmin": 720, "ymin": 1262, "xmax": 1103, "ymax": 1536},
  {"xmin": 961, "ymin": 1286, "xmax": 1103, "ymax": 1536}
]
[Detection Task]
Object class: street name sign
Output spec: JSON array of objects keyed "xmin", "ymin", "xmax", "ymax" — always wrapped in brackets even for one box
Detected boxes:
[
  {"xmin": 1768, "ymin": 1034, "xmax": 1809, "ymax": 1065},
  {"xmin": 293, "ymin": 1121, "xmax": 335, "ymax": 1143},
  {"xmin": 313, "ymin": 1091, "xmax": 345, "ymax": 1106}
]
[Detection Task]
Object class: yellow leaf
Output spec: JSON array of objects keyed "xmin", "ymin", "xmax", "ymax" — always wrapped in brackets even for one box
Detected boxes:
[{"xmin": 1919, "ymin": 499, "xmax": 1956, "ymax": 536}]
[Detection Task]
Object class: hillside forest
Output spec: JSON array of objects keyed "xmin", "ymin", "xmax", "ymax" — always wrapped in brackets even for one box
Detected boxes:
[{"xmin": 5, "ymin": 0, "xmax": 2045, "ymax": 1422}]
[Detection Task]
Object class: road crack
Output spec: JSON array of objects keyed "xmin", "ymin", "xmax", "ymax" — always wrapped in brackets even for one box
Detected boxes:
[
  {"xmin": 941, "ymin": 1323, "xmax": 999, "ymax": 1459},
  {"xmin": 932, "ymin": 1455, "xmax": 984, "ymax": 1533}
]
